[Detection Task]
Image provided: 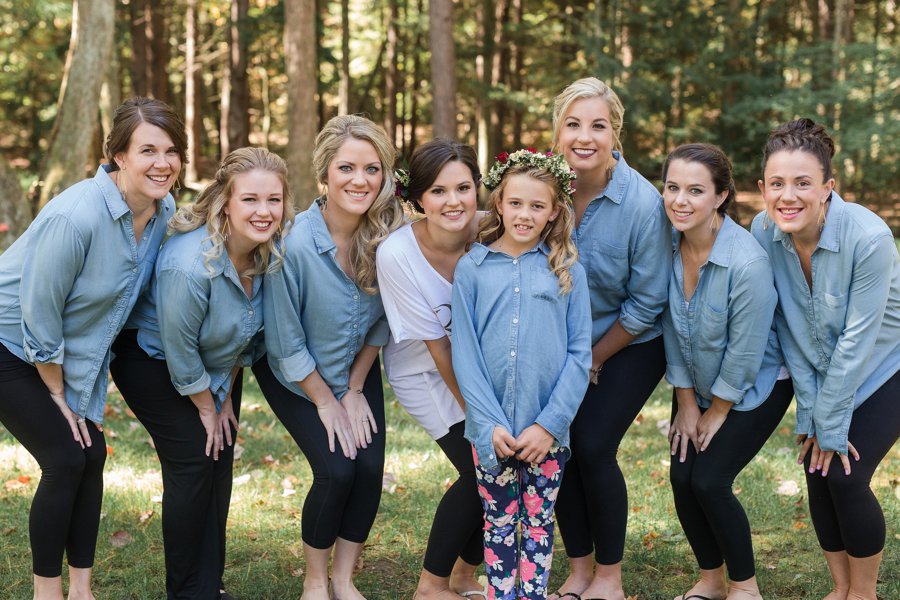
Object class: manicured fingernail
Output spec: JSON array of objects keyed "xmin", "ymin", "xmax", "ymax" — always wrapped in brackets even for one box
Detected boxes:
[{"xmin": 844, "ymin": 469, "xmax": 850, "ymax": 475}]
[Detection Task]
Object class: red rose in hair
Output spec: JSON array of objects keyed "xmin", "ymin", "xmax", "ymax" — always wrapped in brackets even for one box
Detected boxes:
[
  {"xmin": 497, "ymin": 152, "xmax": 510, "ymax": 164},
  {"xmin": 526, "ymin": 147, "xmax": 536, "ymax": 153}
]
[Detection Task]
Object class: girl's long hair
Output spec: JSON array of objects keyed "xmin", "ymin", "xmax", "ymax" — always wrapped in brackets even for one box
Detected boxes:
[{"xmin": 478, "ymin": 165, "xmax": 578, "ymax": 294}]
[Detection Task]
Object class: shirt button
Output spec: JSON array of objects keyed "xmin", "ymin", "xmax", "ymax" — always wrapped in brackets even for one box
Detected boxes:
[
  {"xmin": 514, "ymin": 287, "xmax": 520, "ymax": 293},
  {"xmin": 512, "ymin": 318, "xmax": 519, "ymax": 324},
  {"xmin": 132, "ymin": 267, "xmax": 137, "ymax": 273},
  {"xmin": 353, "ymin": 294, "xmax": 359, "ymax": 300},
  {"xmin": 353, "ymin": 323, "xmax": 358, "ymax": 328},
  {"xmin": 248, "ymin": 310, "xmax": 254, "ymax": 315},
  {"xmin": 513, "ymin": 259, "xmax": 518, "ymax": 265},
  {"xmin": 510, "ymin": 350, "xmax": 516, "ymax": 357}
]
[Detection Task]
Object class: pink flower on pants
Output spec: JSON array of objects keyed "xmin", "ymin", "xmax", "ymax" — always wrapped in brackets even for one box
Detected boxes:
[
  {"xmin": 484, "ymin": 547, "xmax": 502, "ymax": 568},
  {"xmin": 528, "ymin": 526, "xmax": 549, "ymax": 545},
  {"xmin": 523, "ymin": 491, "xmax": 543, "ymax": 517},
  {"xmin": 519, "ymin": 557, "xmax": 537, "ymax": 582},
  {"xmin": 504, "ymin": 499, "xmax": 518, "ymax": 515},
  {"xmin": 541, "ymin": 459, "xmax": 560, "ymax": 479}
]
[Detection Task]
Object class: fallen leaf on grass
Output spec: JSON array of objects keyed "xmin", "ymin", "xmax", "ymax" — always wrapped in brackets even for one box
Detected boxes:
[
  {"xmin": 17, "ymin": 475, "xmax": 30, "ymax": 484},
  {"xmin": 233, "ymin": 443, "xmax": 244, "ymax": 460},
  {"xmin": 125, "ymin": 407, "xmax": 137, "ymax": 419},
  {"xmin": 234, "ymin": 474, "xmax": 252, "ymax": 486},
  {"xmin": 151, "ymin": 495, "xmax": 163, "ymax": 503},
  {"xmin": 262, "ymin": 454, "xmax": 277, "ymax": 465},
  {"xmin": 792, "ymin": 521, "xmax": 808, "ymax": 530},
  {"xmin": 106, "ymin": 445, "xmax": 114, "ymax": 457},
  {"xmin": 129, "ymin": 421, "xmax": 140, "ymax": 432},
  {"xmin": 138, "ymin": 510, "xmax": 154, "ymax": 524},
  {"xmin": 642, "ymin": 530, "xmax": 659, "ymax": 550},
  {"xmin": 290, "ymin": 566, "xmax": 304, "ymax": 577},
  {"xmin": 106, "ymin": 428, "xmax": 118, "ymax": 439},
  {"xmin": 4, "ymin": 478, "xmax": 28, "ymax": 490},
  {"xmin": 656, "ymin": 419, "xmax": 670, "ymax": 437},
  {"xmin": 282, "ymin": 488, "xmax": 296, "ymax": 497},
  {"xmin": 109, "ymin": 530, "xmax": 133, "ymax": 548},
  {"xmin": 777, "ymin": 480, "xmax": 800, "ymax": 496}
]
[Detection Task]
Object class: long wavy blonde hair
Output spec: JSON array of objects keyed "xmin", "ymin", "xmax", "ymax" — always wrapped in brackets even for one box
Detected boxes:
[
  {"xmin": 168, "ymin": 147, "xmax": 295, "ymax": 276},
  {"xmin": 478, "ymin": 165, "xmax": 579, "ymax": 294},
  {"xmin": 312, "ymin": 114, "xmax": 404, "ymax": 294}
]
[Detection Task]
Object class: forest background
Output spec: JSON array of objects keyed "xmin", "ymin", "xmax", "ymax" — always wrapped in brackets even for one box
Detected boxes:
[{"xmin": 0, "ymin": 0, "xmax": 898, "ymax": 251}]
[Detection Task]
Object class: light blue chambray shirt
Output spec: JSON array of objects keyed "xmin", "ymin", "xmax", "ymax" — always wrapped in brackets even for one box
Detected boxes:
[
  {"xmin": 573, "ymin": 152, "xmax": 671, "ymax": 346},
  {"xmin": 751, "ymin": 192, "xmax": 900, "ymax": 452},
  {"xmin": 0, "ymin": 164, "xmax": 173, "ymax": 423},
  {"xmin": 263, "ymin": 201, "xmax": 390, "ymax": 401},
  {"xmin": 662, "ymin": 216, "xmax": 784, "ymax": 412},
  {"xmin": 125, "ymin": 226, "xmax": 264, "ymax": 410},
  {"xmin": 451, "ymin": 242, "xmax": 592, "ymax": 469}
]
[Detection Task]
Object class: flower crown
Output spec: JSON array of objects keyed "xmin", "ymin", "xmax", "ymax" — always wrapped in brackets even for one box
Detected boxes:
[
  {"xmin": 482, "ymin": 148, "xmax": 576, "ymax": 203},
  {"xmin": 393, "ymin": 169, "xmax": 411, "ymax": 200}
]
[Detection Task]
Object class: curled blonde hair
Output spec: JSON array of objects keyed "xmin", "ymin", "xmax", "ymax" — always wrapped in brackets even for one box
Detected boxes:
[
  {"xmin": 312, "ymin": 114, "xmax": 404, "ymax": 294},
  {"xmin": 551, "ymin": 77, "xmax": 625, "ymax": 155},
  {"xmin": 478, "ymin": 166, "xmax": 579, "ymax": 294},
  {"xmin": 168, "ymin": 146, "xmax": 295, "ymax": 276}
]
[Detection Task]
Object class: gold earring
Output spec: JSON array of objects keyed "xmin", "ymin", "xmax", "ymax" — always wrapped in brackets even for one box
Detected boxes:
[
  {"xmin": 763, "ymin": 212, "xmax": 770, "ymax": 230},
  {"xmin": 173, "ymin": 177, "xmax": 182, "ymax": 193},
  {"xmin": 818, "ymin": 203, "xmax": 827, "ymax": 232},
  {"xmin": 221, "ymin": 218, "xmax": 232, "ymax": 240},
  {"xmin": 119, "ymin": 167, "xmax": 127, "ymax": 198},
  {"xmin": 710, "ymin": 211, "xmax": 719, "ymax": 234}
]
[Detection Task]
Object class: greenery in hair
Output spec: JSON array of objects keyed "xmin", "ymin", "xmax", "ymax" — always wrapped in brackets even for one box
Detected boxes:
[{"xmin": 483, "ymin": 148, "xmax": 576, "ymax": 202}]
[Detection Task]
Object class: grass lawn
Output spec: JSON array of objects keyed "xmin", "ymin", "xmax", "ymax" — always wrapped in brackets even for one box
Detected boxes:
[{"xmin": 1, "ymin": 373, "xmax": 897, "ymax": 599}]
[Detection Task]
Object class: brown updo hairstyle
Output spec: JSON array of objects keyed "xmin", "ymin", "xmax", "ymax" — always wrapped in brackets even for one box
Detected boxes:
[
  {"xmin": 405, "ymin": 139, "xmax": 481, "ymax": 214},
  {"xmin": 761, "ymin": 118, "xmax": 836, "ymax": 181},
  {"xmin": 662, "ymin": 143, "xmax": 736, "ymax": 215},
  {"xmin": 104, "ymin": 97, "xmax": 188, "ymax": 169}
]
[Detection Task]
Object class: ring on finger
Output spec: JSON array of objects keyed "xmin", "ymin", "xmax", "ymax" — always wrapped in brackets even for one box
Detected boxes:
[{"xmin": 77, "ymin": 417, "xmax": 86, "ymax": 424}]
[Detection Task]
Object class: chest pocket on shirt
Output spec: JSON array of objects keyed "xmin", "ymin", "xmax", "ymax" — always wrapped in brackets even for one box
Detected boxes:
[
  {"xmin": 818, "ymin": 291, "xmax": 848, "ymax": 348},
  {"xmin": 589, "ymin": 237, "xmax": 629, "ymax": 291},
  {"xmin": 530, "ymin": 266, "xmax": 561, "ymax": 303},
  {"xmin": 696, "ymin": 302, "xmax": 728, "ymax": 352}
]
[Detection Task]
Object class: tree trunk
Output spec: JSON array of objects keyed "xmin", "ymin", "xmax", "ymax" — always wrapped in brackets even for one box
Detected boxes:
[
  {"xmin": 510, "ymin": 0, "xmax": 523, "ymax": 147},
  {"xmin": 39, "ymin": 0, "xmax": 115, "ymax": 209},
  {"xmin": 227, "ymin": 0, "xmax": 250, "ymax": 152},
  {"xmin": 149, "ymin": 0, "xmax": 170, "ymax": 102},
  {"xmin": 385, "ymin": 0, "xmax": 399, "ymax": 145},
  {"xmin": 339, "ymin": 0, "xmax": 351, "ymax": 115},
  {"xmin": 129, "ymin": 0, "xmax": 149, "ymax": 96},
  {"xmin": 0, "ymin": 160, "xmax": 30, "ymax": 250},
  {"xmin": 476, "ymin": 0, "xmax": 493, "ymax": 172},
  {"xmin": 429, "ymin": 0, "xmax": 457, "ymax": 139},
  {"xmin": 285, "ymin": 0, "xmax": 320, "ymax": 208},
  {"xmin": 185, "ymin": 0, "xmax": 202, "ymax": 184},
  {"xmin": 491, "ymin": 0, "xmax": 510, "ymax": 157},
  {"xmin": 408, "ymin": 0, "xmax": 424, "ymax": 153}
]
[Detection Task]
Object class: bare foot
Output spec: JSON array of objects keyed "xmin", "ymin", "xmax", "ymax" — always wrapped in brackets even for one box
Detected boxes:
[
  {"xmin": 547, "ymin": 573, "xmax": 592, "ymax": 600},
  {"xmin": 415, "ymin": 589, "xmax": 466, "ymax": 600},
  {"xmin": 725, "ymin": 588, "xmax": 761, "ymax": 600},
  {"xmin": 674, "ymin": 580, "xmax": 726, "ymax": 600},
  {"xmin": 822, "ymin": 592, "xmax": 848, "ymax": 600},
  {"xmin": 331, "ymin": 579, "xmax": 367, "ymax": 600},
  {"xmin": 300, "ymin": 581, "xmax": 331, "ymax": 600},
  {"xmin": 580, "ymin": 580, "xmax": 626, "ymax": 600}
]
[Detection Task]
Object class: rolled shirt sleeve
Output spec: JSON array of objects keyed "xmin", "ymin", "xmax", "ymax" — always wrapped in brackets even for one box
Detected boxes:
[
  {"xmin": 815, "ymin": 234, "xmax": 895, "ymax": 452},
  {"xmin": 709, "ymin": 257, "xmax": 777, "ymax": 405},
  {"xmin": 20, "ymin": 215, "xmax": 85, "ymax": 365},
  {"xmin": 156, "ymin": 267, "xmax": 212, "ymax": 396},
  {"xmin": 618, "ymin": 202, "xmax": 671, "ymax": 337}
]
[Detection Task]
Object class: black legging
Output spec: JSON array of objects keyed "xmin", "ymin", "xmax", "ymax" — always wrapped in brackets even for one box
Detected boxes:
[
  {"xmin": 110, "ymin": 330, "xmax": 241, "ymax": 600},
  {"xmin": 555, "ymin": 336, "xmax": 666, "ymax": 564},
  {"xmin": 0, "ymin": 344, "xmax": 107, "ymax": 578},
  {"xmin": 422, "ymin": 421, "xmax": 484, "ymax": 577},
  {"xmin": 805, "ymin": 369, "xmax": 899, "ymax": 558},
  {"xmin": 252, "ymin": 356, "xmax": 386, "ymax": 549},
  {"xmin": 670, "ymin": 379, "xmax": 793, "ymax": 582}
]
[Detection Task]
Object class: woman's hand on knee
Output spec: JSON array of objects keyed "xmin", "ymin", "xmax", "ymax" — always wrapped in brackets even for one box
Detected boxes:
[
  {"xmin": 821, "ymin": 441, "xmax": 860, "ymax": 477},
  {"xmin": 316, "ymin": 398, "xmax": 357, "ymax": 459},
  {"xmin": 341, "ymin": 389, "xmax": 376, "ymax": 449},
  {"xmin": 669, "ymin": 401, "xmax": 700, "ymax": 463},
  {"xmin": 49, "ymin": 391, "xmax": 89, "ymax": 449}
]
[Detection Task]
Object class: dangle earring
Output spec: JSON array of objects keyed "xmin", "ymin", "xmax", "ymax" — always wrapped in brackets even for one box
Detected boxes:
[
  {"xmin": 173, "ymin": 177, "xmax": 182, "ymax": 193},
  {"xmin": 710, "ymin": 211, "xmax": 720, "ymax": 234},
  {"xmin": 221, "ymin": 217, "xmax": 232, "ymax": 241},
  {"xmin": 818, "ymin": 202, "xmax": 827, "ymax": 232},
  {"xmin": 763, "ymin": 212, "xmax": 771, "ymax": 230},
  {"xmin": 119, "ymin": 167, "xmax": 127, "ymax": 200}
]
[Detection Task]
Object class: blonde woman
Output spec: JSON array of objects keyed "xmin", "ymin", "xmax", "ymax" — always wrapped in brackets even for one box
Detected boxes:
[
  {"xmin": 111, "ymin": 147, "xmax": 293, "ymax": 600},
  {"xmin": 254, "ymin": 115, "xmax": 403, "ymax": 600},
  {"xmin": 549, "ymin": 78, "xmax": 671, "ymax": 600}
]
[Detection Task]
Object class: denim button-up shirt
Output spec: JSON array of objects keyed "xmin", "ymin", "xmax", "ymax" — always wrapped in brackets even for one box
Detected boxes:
[
  {"xmin": 663, "ymin": 216, "xmax": 783, "ymax": 412},
  {"xmin": 451, "ymin": 242, "xmax": 592, "ymax": 469},
  {"xmin": 0, "ymin": 165, "xmax": 173, "ymax": 423},
  {"xmin": 573, "ymin": 152, "xmax": 671, "ymax": 345},
  {"xmin": 751, "ymin": 192, "xmax": 900, "ymax": 452},
  {"xmin": 263, "ymin": 202, "xmax": 390, "ymax": 401},
  {"xmin": 125, "ymin": 227, "xmax": 263, "ymax": 410}
]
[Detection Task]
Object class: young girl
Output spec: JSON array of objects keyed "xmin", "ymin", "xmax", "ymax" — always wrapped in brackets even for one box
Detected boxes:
[{"xmin": 451, "ymin": 149, "xmax": 592, "ymax": 600}]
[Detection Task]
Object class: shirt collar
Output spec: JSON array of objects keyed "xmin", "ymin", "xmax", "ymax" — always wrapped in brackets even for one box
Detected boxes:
[
  {"xmin": 772, "ymin": 191, "xmax": 843, "ymax": 253},
  {"xmin": 306, "ymin": 200, "xmax": 337, "ymax": 255},
  {"xmin": 590, "ymin": 150, "xmax": 629, "ymax": 205},
  {"xmin": 671, "ymin": 214, "xmax": 737, "ymax": 268},
  {"xmin": 467, "ymin": 240, "xmax": 550, "ymax": 265},
  {"xmin": 96, "ymin": 164, "xmax": 171, "ymax": 222}
]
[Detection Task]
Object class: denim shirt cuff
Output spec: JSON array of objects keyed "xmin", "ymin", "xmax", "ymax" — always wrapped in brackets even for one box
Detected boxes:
[
  {"xmin": 816, "ymin": 427, "xmax": 849, "ymax": 453},
  {"xmin": 665, "ymin": 365, "xmax": 693, "ymax": 389},
  {"xmin": 618, "ymin": 307, "xmax": 652, "ymax": 337},
  {"xmin": 364, "ymin": 320, "xmax": 390, "ymax": 347},
  {"xmin": 174, "ymin": 371, "xmax": 212, "ymax": 397},
  {"xmin": 535, "ymin": 412, "xmax": 566, "ymax": 445},
  {"xmin": 475, "ymin": 443, "xmax": 498, "ymax": 470},
  {"xmin": 795, "ymin": 406, "xmax": 814, "ymax": 437},
  {"xmin": 278, "ymin": 350, "xmax": 316, "ymax": 385},
  {"xmin": 23, "ymin": 340, "xmax": 64, "ymax": 365},
  {"xmin": 710, "ymin": 377, "xmax": 745, "ymax": 405}
]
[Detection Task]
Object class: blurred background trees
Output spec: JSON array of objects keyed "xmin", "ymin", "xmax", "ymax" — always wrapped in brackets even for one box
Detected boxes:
[{"xmin": 0, "ymin": 0, "xmax": 897, "ymax": 240}]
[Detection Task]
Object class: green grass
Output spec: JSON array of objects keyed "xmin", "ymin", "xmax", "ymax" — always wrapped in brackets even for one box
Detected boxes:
[{"xmin": 1, "ymin": 374, "xmax": 897, "ymax": 599}]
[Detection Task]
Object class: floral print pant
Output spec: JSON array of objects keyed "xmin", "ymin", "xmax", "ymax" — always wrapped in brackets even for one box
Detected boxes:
[{"xmin": 473, "ymin": 446, "xmax": 568, "ymax": 600}]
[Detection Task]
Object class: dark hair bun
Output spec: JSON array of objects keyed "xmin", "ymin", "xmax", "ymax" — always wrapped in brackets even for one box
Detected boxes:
[{"xmin": 762, "ymin": 118, "xmax": 835, "ymax": 180}]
